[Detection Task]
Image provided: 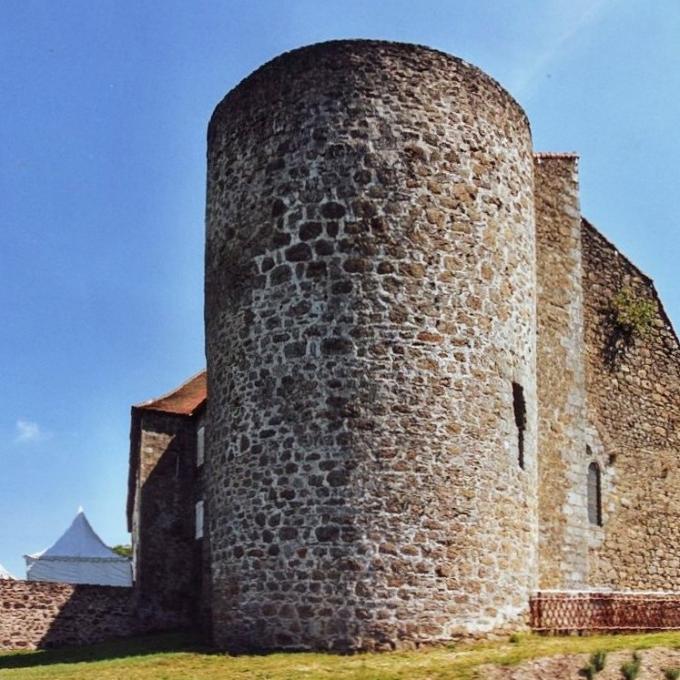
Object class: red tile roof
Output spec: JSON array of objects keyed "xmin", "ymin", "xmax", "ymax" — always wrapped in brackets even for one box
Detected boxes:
[{"xmin": 134, "ymin": 370, "xmax": 207, "ymax": 416}]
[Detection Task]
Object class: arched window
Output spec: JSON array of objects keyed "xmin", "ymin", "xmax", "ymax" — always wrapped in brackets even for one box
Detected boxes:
[{"xmin": 587, "ymin": 462, "xmax": 602, "ymax": 526}]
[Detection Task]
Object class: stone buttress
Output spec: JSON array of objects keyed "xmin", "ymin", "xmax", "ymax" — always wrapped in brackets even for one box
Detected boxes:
[{"xmin": 534, "ymin": 154, "xmax": 589, "ymax": 589}]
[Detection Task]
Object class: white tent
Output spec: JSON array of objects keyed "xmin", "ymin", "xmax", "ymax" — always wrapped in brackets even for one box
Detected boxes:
[
  {"xmin": 25, "ymin": 509, "xmax": 132, "ymax": 587},
  {"xmin": 0, "ymin": 563, "xmax": 15, "ymax": 580}
]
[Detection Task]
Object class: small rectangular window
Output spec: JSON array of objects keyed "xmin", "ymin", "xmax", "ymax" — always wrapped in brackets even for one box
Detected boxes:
[
  {"xmin": 512, "ymin": 382, "xmax": 526, "ymax": 469},
  {"xmin": 196, "ymin": 425, "xmax": 205, "ymax": 467},
  {"xmin": 195, "ymin": 500, "xmax": 204, "ymax": 539}
]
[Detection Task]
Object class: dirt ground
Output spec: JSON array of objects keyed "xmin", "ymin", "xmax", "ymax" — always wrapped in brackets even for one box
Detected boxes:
[{"xmin": 483, "ymin": 647, "xmax": 680, "ymax": 679}]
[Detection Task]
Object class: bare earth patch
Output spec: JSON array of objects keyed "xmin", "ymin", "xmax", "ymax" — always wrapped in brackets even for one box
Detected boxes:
[{"xmin": 482, "ymin": 647, "xmax": 680, "ymax": 679}]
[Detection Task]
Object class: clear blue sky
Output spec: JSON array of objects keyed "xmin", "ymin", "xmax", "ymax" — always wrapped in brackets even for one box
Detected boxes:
[{"xmin": 1, "ymin": 1, "xmax": 678, "ymax": 577}]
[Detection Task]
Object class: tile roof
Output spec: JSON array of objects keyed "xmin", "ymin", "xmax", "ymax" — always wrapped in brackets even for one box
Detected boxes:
[{"xmin": 134, "ymin": 370, "xmax": 207, "ymax": 416}]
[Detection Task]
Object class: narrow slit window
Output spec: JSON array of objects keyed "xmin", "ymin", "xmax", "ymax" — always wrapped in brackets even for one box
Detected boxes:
[
  {"xmin": 195, "ymin": 500, "xmax": 205, "ymax": 540},
  {"xmin": 197, "ymin": 425, "xmax": 205, "ymax": 467},
  {"xmin": 512, "ymin": 382, "xmax": 526, "ymax": 469},
  {"xmin": 587, "ymin": 462, "xmax": 603, "ymax": 526}
]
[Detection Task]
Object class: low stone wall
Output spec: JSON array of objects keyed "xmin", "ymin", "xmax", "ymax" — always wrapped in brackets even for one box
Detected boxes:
[
  {"xmin": 1, "ymin": 580, "xmax": 136, "ymax": 650},
  {"xmin": 531, "ymin": 591, "xmax": 680, "ymax": 633}
]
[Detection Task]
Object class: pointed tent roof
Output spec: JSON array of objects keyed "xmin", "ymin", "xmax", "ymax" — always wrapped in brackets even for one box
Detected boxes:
[
  {"xmin": 0, "ymin": 563, "xmax": 15, "ymax": 579},
  {"xmin": 27, "ymin": 509, "xmax": 123, "ymax": 561}
]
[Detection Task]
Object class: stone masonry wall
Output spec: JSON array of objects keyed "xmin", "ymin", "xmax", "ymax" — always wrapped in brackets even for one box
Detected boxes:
[
  {"xmin": 205, "ymin": 40, "xmax": 538, "ymax": 651},
  {"xmin": 0, "ymin": 580, "xmax": 135, "ymax": 650},
  {"xmin": 582, "ymin": 221, "xmax": 680, "ymax": 589},
  {"xmin": 533, "ymin": 154, "xmax": 589, "ymax": 589}
]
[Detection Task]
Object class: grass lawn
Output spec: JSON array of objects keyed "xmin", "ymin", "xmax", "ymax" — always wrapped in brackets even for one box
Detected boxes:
[{"xmin": 2, "ymin": 630, "xmax": 680, "ymax": 679}]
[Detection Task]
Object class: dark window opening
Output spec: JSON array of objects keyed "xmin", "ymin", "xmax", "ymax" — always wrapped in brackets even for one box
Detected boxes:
[
  {"xmin": 512, "ymin": 382, "xmax": 526, "ymax": 469},
  {"xmin": 587, "ymin": 462, "xmax": 603, "ymax": 526}
]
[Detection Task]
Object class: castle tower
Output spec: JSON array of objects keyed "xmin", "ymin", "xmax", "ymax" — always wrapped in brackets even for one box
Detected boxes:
[{"xmin": 204, "ymin": 40, "xmax": 538, "ymax": 651}]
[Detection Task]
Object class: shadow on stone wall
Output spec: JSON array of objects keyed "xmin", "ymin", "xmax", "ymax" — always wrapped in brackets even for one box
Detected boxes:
[
  {"xmin": 0, "ymin": 581, "xmax": 134, "ymax": 651},
  {"xmin": 133, "ymin": 408, "xmax": 215, "ymax": 640},
  {"xmin": 39, "ymin": 585, "xmax": 135, "ymax": 649},
  {"xmin": 0, "ymin": 580, "xmax": 188, "ymax": 653},
  {"xmin": 134, "ymin": 411, "xmax": 203, "ymax": 631},
  {"xmin": 601, "ymin": 307, "xmax": 635, "ymax": 370}
]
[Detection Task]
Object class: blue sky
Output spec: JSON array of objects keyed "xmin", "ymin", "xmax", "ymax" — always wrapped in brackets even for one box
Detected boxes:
[{"xmin": 1, "ymin": 1, "xmax": 679, "ymax": 577}]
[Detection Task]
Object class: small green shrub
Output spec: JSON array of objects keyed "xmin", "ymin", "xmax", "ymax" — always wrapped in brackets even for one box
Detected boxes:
[
  {"xmin": 612, "ymin": 288, "xmax": 656, "ymax": 337},
  {"xmin": 508, "ymin": 634, "xmax": 520, "ymax": 644},
  {"xmin": 580, "ymin": 663, "xmax": 596, "ymax": 679},
  {"xmin": 591, "ymin": 650, "xmax": 607, "ymax": 671},
  {"xmin": 620, "ymin": 652, "xmax": 641, "ymax": 680},
  {"xmin": 580, "ymin": 650, "xmax": 607, "ymax": 678},
  {"xmin": 664, "ymin": 669, "xmax": 680, "ymax": 680}
]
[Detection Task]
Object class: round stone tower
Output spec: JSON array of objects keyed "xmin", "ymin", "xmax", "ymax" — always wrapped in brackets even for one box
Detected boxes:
[{"xmin": 205, "ymin": 40, "xmax": 537, "ymax": 651}]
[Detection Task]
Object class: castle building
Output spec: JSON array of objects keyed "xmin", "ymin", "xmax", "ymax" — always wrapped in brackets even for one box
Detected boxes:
[{"xmin": 127, "ymin": 40, "xmax": 680, "ymax": 651}]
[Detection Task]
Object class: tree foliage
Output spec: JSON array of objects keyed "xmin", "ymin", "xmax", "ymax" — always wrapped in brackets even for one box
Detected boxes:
[{"xmin": 112, "ymin": 544, "xmax": 132, "ymax": 558}]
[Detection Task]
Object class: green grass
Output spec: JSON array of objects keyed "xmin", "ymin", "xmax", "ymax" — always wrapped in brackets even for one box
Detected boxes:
[{"xmin": 2, "ymin": 631, "xmax": 680, "ymax": 679}]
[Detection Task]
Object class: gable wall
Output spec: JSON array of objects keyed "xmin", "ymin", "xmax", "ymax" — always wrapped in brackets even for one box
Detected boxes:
[{"xmin": 582, "ymin": 222, "xmax": 680, "ymax": 589}]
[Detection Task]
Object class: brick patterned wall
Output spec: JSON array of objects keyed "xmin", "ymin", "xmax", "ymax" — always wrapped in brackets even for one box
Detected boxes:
[
  {"xmin": 205, "ymin": 39, "xmax": 537, "ymax": 651},
  {"xmin": 0, "ymin": 580, "xmax": 136, "ymax": 650},
  {"xmin": 531, "ymin": 591, "xmax": 680, "ymax": 632}
]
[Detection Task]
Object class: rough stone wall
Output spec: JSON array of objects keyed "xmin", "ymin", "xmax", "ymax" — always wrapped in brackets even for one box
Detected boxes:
[
  {"xmin": 582, "ymin": 221, "xmax": 680, "ymax": 589},
  {"xmin": 132, "ymin": 410, "xmax": 199, "ymax": 625},
  {"xmin": 0, "ymin": 580, "xmax": 135, "ymax": 650},
  {"xmin": 533, "ymin": 154, "xmax": 589, "ymax": 589},
  {"xmin": 205, "ymin": 40, "xmax": 537, "ymax": 651}
]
